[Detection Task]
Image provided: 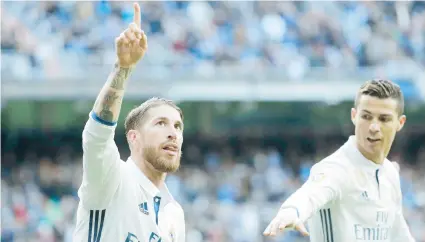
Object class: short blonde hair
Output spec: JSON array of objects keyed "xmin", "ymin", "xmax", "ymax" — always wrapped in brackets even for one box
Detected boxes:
[{"xmin": 124, "ymin": 97, "xmax": 183, "ymax": 134}]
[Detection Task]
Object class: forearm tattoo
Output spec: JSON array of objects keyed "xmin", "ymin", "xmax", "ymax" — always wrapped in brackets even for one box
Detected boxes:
[{"xmin": 95, "ymin": 63, "xmax": 133, "ymax": 122}]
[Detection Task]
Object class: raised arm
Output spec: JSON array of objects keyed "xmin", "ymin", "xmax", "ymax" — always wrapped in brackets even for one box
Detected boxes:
[
  {"xmin": 79, "ymin": 3, "xmax": 147, "ymax": 208},
  {"xmin": 93, "ymin": 3, "xmax": 146, "ymax": 123}
]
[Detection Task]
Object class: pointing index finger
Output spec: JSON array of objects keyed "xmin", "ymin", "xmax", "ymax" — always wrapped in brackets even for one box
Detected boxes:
[{"xmin": 133, "ymin": 2, "xmax": 141, "ymax": 28}]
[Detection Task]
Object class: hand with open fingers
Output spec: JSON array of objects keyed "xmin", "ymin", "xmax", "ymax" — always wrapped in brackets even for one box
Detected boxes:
[
  {"xmin": 263, "ymin": 208, "xmax": 309, "ymax": 238},
  {"xmin": 115, "ymin": 3, "xmax": 148, "ymax": 68}
]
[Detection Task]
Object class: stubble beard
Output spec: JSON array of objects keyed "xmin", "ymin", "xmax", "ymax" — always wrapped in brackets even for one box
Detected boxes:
[{"xmin": 143, "ymin": 145, "xmax": 181, "ymax": 173}]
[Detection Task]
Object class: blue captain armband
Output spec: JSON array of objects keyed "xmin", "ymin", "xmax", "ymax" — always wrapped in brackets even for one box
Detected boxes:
[{"xmin": 90, "ymin": 111, "xmax": 117, "ymax": 126}]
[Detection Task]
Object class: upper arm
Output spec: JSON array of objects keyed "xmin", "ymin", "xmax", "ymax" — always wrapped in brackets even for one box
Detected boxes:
[
  {"xmin": 282, "ymin": 161, "xmax": 347, "ymax": 221},
  {"xmin": 79, "ymin": 112, "xmax": 122, "ymax": 208},
  {"xmin": 304, "ymin": 162, "xmax": 347, "ymax": 199},
  {"xmin": 387, "ymin": 164, "xmax": 415, "ymax": 242}
]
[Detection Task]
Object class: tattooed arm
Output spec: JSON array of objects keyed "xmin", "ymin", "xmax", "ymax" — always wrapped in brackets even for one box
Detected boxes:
[
  {"xmin": 92, "ymin": 63, "xmax": 133, "ymax": 123},
  {"xmin": 79, "ymin": 63, "xmax": 134, "ymax": 208},
  {"xmin": 77, "ymin": 3, "xmax": 147, "ymax": 208},
  {"xmin": 92, "ymin": 1, "xmax": 147, "ymax": 124}
]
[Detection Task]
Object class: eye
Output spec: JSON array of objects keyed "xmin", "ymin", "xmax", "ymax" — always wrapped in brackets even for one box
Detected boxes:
[
  {"xmin": 175, "ymin": 123, "xmax": 182, "ymax": 130},
  {"xmin": 157, "ymin": 120, "xmax": 166, "ymax": 126},
  {"xmin": 361, "ymin": 114, "xmax": 372, "ymax": 120},
  {"xmin": 379, "ymin": 116, "xmax": 392, "ymax": 123}
]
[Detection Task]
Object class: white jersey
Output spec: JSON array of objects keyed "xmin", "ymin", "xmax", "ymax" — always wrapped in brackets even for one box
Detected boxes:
[
  {"xmin": 282, "ymin": 136, "xmax": 415, "ymax": 242},
  {"xmin": 73, "ymin": 112, "xmax": 185, "ymax": 242}
]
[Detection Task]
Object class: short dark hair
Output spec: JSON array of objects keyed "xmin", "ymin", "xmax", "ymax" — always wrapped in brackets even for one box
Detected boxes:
[
  {"xmin": 355, "ymin": 79, "xmax": 404, "ymax": 115},
  {"xmin": 124, "ymin": 97, "xmax": 183, "ymax": 134}
]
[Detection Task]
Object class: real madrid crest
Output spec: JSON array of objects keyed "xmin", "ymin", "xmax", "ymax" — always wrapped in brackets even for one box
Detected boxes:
[{"xmin": 311, "ymin": 172, "xmax": 326, "ymax": 183}]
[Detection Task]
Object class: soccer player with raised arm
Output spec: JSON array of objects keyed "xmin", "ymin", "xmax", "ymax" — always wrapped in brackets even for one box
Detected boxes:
[
  {"xmin": 263, "ymin": 80, "xmax": 416, "ymax": 242},
  {"xmin": 73, "ymin": 3, "xmax": 185, "ymax": 242}
]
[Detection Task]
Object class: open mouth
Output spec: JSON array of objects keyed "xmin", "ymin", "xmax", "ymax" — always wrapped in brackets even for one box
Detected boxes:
[
  {"xmin": 367, "ymin": 138, "xmax": 381, "ymax": 143},
  {"xmin": 162, "ymin": 144, "xmax": 178, "ymax": 155}
]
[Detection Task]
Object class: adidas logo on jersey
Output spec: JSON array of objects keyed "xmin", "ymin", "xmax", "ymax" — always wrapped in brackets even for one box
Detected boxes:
[{"xmin": 139, "ymin": 202, "xmax": 149, "ymax": 215}]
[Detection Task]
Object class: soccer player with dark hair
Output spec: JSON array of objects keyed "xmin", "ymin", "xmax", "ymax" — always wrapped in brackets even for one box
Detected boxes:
[
  {"xmin": 264, "ymin": 79, "xmax": 415, "ymax": 242},
  {"xmin": 73, "ymin": 3, "xmax": 185, "ymax": 242}
]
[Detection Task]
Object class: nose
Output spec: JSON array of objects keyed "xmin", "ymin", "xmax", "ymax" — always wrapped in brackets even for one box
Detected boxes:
[
  {"xmin": 369, "ymin": 122, "xmax": 380, "ymax": 134},
  {"xmin": 167, "ymin": 133, "xmax": 177, "ymax": 140},
  {"xmin": 167, "ymin": 128, "xmax": 177, "ymax": 140}
]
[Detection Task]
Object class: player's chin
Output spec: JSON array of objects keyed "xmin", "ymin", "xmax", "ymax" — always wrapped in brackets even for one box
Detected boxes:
[
  {"xmin": 155, "ymin": 157, "xmax": 181, "ymax": 173},
  {"xmin": 157, "ymin": 164, "xmax": 180, "ymax": 173},
  {"xmin": 366, "ymin": 142, "xmax": 382, "ymax": 152}
]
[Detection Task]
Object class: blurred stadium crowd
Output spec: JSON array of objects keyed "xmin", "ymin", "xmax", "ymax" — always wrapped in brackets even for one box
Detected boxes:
[
  {"xmin": 2, "ymin": 135, "xmax": 425, "ymax": 242},
  {"xmin": 1, "ymin": 1, "xmax": 425, "ymax": 80}
]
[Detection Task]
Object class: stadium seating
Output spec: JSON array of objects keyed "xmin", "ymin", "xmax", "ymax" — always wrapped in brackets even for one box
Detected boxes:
[{"xmin": 1, "ymin": 1, "xmax": 425, "ymax": 80}]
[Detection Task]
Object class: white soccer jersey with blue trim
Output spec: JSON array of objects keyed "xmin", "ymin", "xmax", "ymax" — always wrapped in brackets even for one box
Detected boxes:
[
  {"xmin": 73, "ymin": 112, "xmax": 185, "ymax": 242},
  {"xmin": 282, "ymin": 136, "xmax": 415, "ymax": 242}
]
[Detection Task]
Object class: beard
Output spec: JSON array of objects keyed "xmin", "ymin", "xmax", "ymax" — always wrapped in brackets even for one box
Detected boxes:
[{"xmin": 142, "ymin": 145, "xmax": 181, "ymax": 173}]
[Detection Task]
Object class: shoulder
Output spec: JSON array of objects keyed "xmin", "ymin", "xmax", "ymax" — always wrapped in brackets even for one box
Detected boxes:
[
  {"xmin": 165, "ymin": 199, "xmax": 185, "ymax": 217},
  {"xmin": 383, "ymin": 160, "xmax": 401, "ymax": 183},
  {"xmin": 173, "ymin": 201, "xmax": 185, "ymax": 218},
  {"xmin": 306, "ymin": 149, "xmax": 354, "ymax": 185},
  {"xmin": 311, "ymin": 151, "xmax": 350, "ymax": 175},
  {"xmin": 383, "ymin": 160, "xmax": 403, "ymax": 202}
]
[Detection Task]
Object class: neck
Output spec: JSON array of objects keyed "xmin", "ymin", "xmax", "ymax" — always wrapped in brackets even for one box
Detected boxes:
[
  {"xmin": 131, "ymin": 154, "xmax": 166, "ymax": 188},
  {"xmin": 356, "ymin": 143, "xmax": 385, "ymax": 165}
]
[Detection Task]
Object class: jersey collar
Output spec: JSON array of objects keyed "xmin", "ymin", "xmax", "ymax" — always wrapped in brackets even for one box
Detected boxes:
[
  {"xmin": 343, "ymin": 135, "xmax": 382, "ymax": 173},
  {"xmin": 127, "ymin": 157, "xmax": 175, "ymax": 201}
]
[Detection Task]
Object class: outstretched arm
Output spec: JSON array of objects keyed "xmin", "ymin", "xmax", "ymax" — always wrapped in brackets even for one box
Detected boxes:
[{"xmin": 263, "ymin": 162, "xmax": 346, "ymax": 237}]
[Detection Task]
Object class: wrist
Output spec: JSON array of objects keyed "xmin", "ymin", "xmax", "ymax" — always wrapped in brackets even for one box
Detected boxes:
[
  {"xmin": 115, "ymin": 61, "xmax": 134, "ymax": 70},
  {"xmin": 107, "ymin": 62, "xmax": 133, "ymax": 90},
  {"xmin": 280, "ymin": 206, "xmax": 300, "ymax": 219}
]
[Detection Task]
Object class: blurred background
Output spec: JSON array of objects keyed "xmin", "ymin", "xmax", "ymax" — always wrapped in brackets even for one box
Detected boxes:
[{"xmin": 1, "ymin": 1, "xmax": 425, "ymax": 242}]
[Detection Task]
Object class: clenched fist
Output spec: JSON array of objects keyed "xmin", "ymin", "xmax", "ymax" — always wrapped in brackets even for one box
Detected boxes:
[{"xmin": 115, "ymin": 3, "xmax": 147, "ymax": 68}]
